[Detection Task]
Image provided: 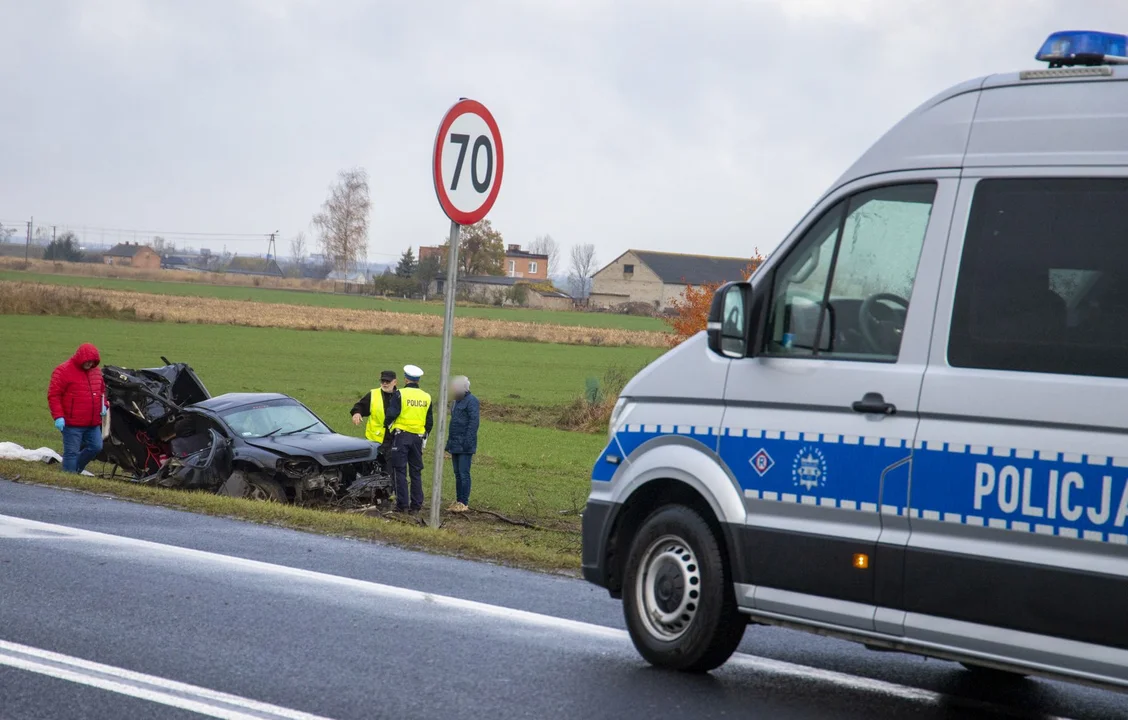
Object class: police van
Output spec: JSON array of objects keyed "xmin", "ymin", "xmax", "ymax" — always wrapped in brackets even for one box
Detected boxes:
[{"xmin": 582, "ymin": 30, "xmax": 1128, "ymax": 688}]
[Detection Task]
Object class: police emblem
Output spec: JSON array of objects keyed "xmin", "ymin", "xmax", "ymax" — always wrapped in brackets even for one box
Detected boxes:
[
  {"xmin": 792, "ymin": 446, "xmax": 828, "ymax": 491},
  {"xmin": 749, "ymin": 449, "xmax": 774, "ymax": 477}
]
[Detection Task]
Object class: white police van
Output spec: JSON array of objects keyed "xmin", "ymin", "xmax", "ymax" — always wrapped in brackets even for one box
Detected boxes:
[{"xmin": 582, "ymin": 30, "xmax": 1128, "ymax": 688}]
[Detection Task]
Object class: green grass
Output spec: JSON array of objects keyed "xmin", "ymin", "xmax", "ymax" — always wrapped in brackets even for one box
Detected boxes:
[
  {"xmin": 0, "ymin": 270, "xmax": 670, "ymax": 332},
  {"xmin": 0, "ymin": 316, "xmax": 660, "ymax": 441},
  {"xmin": 0, "ymin": 315, "xmax": 642, "ymax": 570}
]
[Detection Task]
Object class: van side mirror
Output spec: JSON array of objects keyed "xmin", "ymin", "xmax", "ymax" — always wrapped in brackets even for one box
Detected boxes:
[{"xmin": 707, "ymin": 282, "xmax": 752, "ymax": 358}]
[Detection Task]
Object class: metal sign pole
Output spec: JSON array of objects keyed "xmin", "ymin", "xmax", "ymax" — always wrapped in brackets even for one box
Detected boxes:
[{"xmin": 429, "ymin": 220, "xmax": 461, "ymax": 528}]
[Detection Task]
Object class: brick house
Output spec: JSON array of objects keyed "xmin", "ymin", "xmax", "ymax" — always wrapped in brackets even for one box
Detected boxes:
[
  {"xmin": 417, "ymin": 243, "xmax": 548, "ymax": 280},
  {"xmin": 589, "ymin": 250, "xmax": 753, "ymax": 311},
  {"xmin": 102, "ymin": 242, "xmax": 161, "ymax": 270},
  {"xmin": 502, "ymin": 244, "xmax": 548, "ymax": 279}
]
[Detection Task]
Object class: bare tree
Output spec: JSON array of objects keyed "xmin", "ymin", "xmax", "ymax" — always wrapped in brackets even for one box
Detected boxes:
[
  {"xmin": 312, "ymin": 167, "xmax": 370, "ymax": 274},
  {"xmin": 289, "ymin": 231, "xmax": 308, "ymax": 264},
  {"xmin": 568, "ymin": 243, "xmax": 598, "ymax": 299},
  {"xmin": 528, "ymin": 234, "xmax": 560, "ymax": 277}
]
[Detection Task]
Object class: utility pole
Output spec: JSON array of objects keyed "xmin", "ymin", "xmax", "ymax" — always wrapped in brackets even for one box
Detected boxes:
[
  {"xmin": 52, "ymin": 225, "xmax": 57, "ymax": 243},
  {"xmin": 24, "ymin": 217, "xmax": 32, "ymax": 262}
]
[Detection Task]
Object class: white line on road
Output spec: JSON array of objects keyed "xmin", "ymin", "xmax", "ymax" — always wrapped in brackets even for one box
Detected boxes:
[
  {"xmin": 0, "ymin": 639, "xmax": 334, "ymax": 720},
  {"xmin": 0, "ymin": 513, "xmax": 1079, "ymax": 720}
]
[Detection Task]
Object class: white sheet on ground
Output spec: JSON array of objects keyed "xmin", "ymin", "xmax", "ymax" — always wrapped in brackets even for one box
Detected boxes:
[{"xmin": 0, "ymin": 442, "xmax": 95, "ymax": 476}]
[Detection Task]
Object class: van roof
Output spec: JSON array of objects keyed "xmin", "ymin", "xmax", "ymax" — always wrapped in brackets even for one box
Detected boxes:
[{"xmin": 831, "ymin": 66, "xmax": 1128, "ymax": 191}]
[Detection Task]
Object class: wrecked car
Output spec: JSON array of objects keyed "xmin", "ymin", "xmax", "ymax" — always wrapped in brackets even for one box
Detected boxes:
[{"xmin": 99, "ymin": 360, "xmax": 392, "ymax": 505}]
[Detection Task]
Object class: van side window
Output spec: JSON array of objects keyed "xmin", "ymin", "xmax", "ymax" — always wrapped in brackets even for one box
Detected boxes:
[
  {"xmin": 765, "ymin": 183, "xmax": 936, "ymax": 361},
  {"xmin": 949, "ymin": 178, "xmax": 1128, "ymax": 379}
]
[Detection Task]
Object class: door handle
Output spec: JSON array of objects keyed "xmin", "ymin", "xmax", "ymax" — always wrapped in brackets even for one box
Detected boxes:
[{"xmin": 852, "ymin": 392, "xmax": 896, "ymax": 416}]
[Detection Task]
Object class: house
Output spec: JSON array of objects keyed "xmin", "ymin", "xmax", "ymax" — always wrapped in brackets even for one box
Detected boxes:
[
  {"xmin": 502, "ymin": 244, "xmax": 548, "ymax": 280},
  {"xmin": 589, "ymin": 250, "xmax": 754, "ymax": 311},
  {"xmin": 417, "ymin": 243, "xmax": 549, "ymax": 280},
  {"xmin": 223, "ymin": 255, "xmax": 284, "ymax": 277},
  {"xmin": 102, "ymin": 242, "xmax": 161, "ymax": 270},
  {"xmin": 433, "ymin": 275, "xmax": 573, "ymax": 310}
]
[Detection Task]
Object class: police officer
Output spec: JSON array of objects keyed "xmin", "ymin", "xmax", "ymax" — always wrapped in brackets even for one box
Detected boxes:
[
  {"xmin": 350, "ymin": 369, "xmax": 401, "ymax": 471},
  {"xmin": 388, "ymin": 364, "xmax": 433, "ymax": 513}
]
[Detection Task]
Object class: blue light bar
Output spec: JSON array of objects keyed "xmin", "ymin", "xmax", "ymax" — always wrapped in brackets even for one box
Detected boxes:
[{"xmin": 1036, "ymin": 30, "xmax": 1128, "ymax": 67}]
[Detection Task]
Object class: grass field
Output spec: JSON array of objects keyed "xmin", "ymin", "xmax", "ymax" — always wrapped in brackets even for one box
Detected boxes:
[
  {"xmin": 0, "ymin": 269, "xmax": 670, "ymax": 332},
  {"xmin": 0, "ymin": 314, "xmax": 659, "ymax": 570}
]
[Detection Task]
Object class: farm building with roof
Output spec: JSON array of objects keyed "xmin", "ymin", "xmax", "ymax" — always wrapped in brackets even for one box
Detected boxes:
[
  {"xmin": 589, "ymin": 250, "xmax": 754, "ymax": 311},
  {"xmin": 102, "ymin": 242, "xmax": 161, "ymax": 270}
]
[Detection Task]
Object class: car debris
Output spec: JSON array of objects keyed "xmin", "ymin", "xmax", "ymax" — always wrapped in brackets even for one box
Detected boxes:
[{"xmin": 99, "ymin": 359, "xmax": 392, "ymax": 506}]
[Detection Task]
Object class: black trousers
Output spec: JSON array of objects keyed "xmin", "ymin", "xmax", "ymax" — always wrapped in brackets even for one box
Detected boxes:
[{"xmin": 390, "ymin": 431, "xmax": 424, "ymax": 510}]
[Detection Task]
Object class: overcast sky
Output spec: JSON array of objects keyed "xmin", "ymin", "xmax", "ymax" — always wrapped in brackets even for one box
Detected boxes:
[{"xmin": 2, "ymin": 1, "xmax": 1126, "ymax": 269}]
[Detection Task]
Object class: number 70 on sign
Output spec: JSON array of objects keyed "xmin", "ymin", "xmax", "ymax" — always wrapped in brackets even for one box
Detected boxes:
[{"xmin": 432, "ymin": 99, "xmax": 505, "ymax": 226}]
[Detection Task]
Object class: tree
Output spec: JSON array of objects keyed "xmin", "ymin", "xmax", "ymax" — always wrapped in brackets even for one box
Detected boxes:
[
  {"xmin": 43, "ymin": 232, "xmax": 83, "ymax": 262},
  {"xmin": 312, "ymin": 167, "xmax": 370, "ymax": 274},
  {"xmin": 664, "ymin": 250, "xmax": 766, "ymax": 346},
  {"xmin": 416, "ymin": 254, "xmax": 441, "ymax": 296},
  {"xmin": 568, "ymin": 243, "xmax": 598, "ymax": 299},
  {"xmin": 440, "ymin": 219, "xmax": 504, "ymax": 276},
  {"xmin": 506, "ymin": 282, "xmax": 530, "ymax": 306},
  {"xmin": 152, "ymin": 236, "xmax": 176, "ymax": 256},
  {"xmin": 289, "ymin": 232, "xmax": 308, "ymax": 265},
  {"xmin": 396, "ymin": 247, "xmax": 417, "ymax": 278},
  {"xmin": 528, "ymin": 234, "xmax": 560, "ymax": 277}
]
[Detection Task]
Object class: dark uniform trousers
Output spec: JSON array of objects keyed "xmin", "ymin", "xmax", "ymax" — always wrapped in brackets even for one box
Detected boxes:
[{"xmin": 390, "ymin": 431, "xmax": 425, "ymax": 510}]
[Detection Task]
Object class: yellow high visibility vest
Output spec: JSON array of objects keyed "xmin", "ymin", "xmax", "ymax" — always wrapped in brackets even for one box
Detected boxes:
[
  {"xmin": 392, "ymin": 387, "xmax": 431, "ymax": 435},
  {"xmin": 365, "ymin": 390, "xmax": 387, "ymax": 443}
]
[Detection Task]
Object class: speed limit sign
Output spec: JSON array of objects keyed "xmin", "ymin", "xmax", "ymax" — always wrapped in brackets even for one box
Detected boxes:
[{"xmin": 432, "ymin": 99, "xmax": 504, "ymax": 226}]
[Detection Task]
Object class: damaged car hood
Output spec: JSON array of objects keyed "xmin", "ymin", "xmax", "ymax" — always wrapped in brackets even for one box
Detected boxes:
[{"xmin": 243, "ymin": 433, "xmax": 376, "ymax": 464}]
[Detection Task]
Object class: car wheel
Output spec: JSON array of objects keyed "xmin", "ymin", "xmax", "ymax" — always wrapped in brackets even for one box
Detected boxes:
[
  {"xmin": 959, "ymin": 661, "xmax": 1029, "ymax": 680},
  {"xmin": 223, "ymin": 470, "xmax": 287, "ymax": 503},
  {"xmin": 622, "ymin": 505, "xmax": 746, "ymax": 673}
]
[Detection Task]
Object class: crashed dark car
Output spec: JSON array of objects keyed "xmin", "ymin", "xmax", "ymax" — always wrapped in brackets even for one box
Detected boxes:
[{"xmin": 99, "ymin": 360, "xmax": 392, "ymax": 504}]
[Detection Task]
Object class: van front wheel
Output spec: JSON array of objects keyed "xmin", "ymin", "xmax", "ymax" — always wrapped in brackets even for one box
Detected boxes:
[{"xmin": 622, "ymin": 505, "xmax": 746, "ymax": 672}]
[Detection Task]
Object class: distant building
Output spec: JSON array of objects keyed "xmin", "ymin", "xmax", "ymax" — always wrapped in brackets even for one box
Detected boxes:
[
  {"xmin": 417, "ymin": 243, "xmax": 549, "ymax": 280},
  {"xmin": 433, "ymin": 275, "xmax": 573, "ymax": 310},
  {"xmin": 589, "ymin": 250, "xmax": 753, "ymax": 310},
  {"xmin": 103, "ymin": 242, "xmax": 161, "ymax": 270},
  {"xmin": 503, "ymin": 244, "xmax": 548, "ymax": 280}
]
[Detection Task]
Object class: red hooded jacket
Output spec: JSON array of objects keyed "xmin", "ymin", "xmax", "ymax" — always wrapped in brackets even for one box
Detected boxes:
[{"xmin": 48, "ymin": 343, "xmax": 106, "ymax": 427}]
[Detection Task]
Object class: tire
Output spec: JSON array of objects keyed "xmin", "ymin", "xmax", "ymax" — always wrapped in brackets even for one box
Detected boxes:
[
  {"xmin": 225, "ymin": 470, "xmax": 287, "ymax": 503},
  {"xmin": 622, "ymin": 504, "xmax": 746, "ymax": 672},
  {"xmin": 959, "ymin": 661, "xmax": 1029, "ymax": 680}
]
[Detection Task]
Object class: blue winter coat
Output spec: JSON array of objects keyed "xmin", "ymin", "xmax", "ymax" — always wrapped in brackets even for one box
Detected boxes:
[{"xmin": 445, "ymin": 392, "xmax": 480, "ymax": 454}]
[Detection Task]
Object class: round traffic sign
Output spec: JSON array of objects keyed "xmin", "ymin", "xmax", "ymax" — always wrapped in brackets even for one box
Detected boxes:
[{"xmin": 432, "ymin": 99, "xmax": 504, "ymax": 226}]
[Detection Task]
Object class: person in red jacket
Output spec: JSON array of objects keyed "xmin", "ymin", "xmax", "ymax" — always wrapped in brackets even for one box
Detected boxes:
[{"xmin": 48, "ymin": 343, "xmax": 108, "ymax": 473}]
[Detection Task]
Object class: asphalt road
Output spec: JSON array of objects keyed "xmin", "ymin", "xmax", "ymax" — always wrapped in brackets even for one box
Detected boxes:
[{"xmin": 1, "ymin": 479, "xmax": 1126, "ymax": 720}]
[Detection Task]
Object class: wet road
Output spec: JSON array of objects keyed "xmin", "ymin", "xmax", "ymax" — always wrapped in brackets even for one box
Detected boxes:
[{"xmin": 1, "ymin": 479, "xmax": 1126, "ymax": 719}]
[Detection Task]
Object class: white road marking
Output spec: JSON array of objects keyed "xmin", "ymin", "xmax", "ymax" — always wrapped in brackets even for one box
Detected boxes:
[
  {"xmin": 0, "ymin": 639, "xmax": 332, "ymax": 720},
  {"xmin": 0, "ymin": 514, "xmax": 1080, "ymax": 719}
]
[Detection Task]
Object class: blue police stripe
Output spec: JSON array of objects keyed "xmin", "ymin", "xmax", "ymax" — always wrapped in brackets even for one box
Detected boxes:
[{"xmin": 591, "ymin": 425, "xmax": 1128, "ymax": 545}]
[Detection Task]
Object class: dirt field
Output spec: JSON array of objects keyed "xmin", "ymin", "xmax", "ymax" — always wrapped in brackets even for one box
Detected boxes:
[{"xmin": 0, "ymin": 281, "xmax": 670, "ymax": 347}]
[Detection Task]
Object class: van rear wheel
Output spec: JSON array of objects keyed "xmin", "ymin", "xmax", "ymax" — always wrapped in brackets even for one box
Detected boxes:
[{"xmin": 622, "ymin": 505, "xmax": 746, "ymax": 672}]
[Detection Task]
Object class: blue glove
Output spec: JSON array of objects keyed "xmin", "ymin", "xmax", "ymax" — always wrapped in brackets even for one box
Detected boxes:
[
  {"xmin": 101, "ymin": 406, "xmax": 108, "ymax": 417},
  {"xmin": 54, "ymin": 418, "xmax": 65, "ymax": 431}
]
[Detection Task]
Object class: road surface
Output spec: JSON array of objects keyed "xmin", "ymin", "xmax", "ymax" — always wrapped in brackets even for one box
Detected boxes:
[{"xmin": 1, "ymin": 478, "xmax": 1125, "ymax": 719}]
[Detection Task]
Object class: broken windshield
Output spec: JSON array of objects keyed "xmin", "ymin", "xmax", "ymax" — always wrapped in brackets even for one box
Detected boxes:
[{"xmin": 220, "ymin": 401, "xmax": 329, "ymax": 439}]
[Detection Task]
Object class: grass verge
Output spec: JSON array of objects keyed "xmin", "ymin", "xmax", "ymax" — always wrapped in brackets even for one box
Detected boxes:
[{"xmin": 0, "ymin": 460, "xmax": 581, "ymax": 575}]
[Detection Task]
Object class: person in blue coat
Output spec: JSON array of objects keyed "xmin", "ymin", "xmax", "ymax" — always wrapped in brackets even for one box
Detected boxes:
[{"xmin": 445, "ymin": 375, "xmax": 479, "ymax": 512}]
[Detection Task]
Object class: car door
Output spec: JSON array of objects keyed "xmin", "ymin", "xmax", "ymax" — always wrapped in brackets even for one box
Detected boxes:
[
  {"xmin": 907, "ymin": 172, "xmax": 1128, "ymax": 681},
  {"xmin": 720, "ymin": 173, "xmax": 956, "ymax": 633}
]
